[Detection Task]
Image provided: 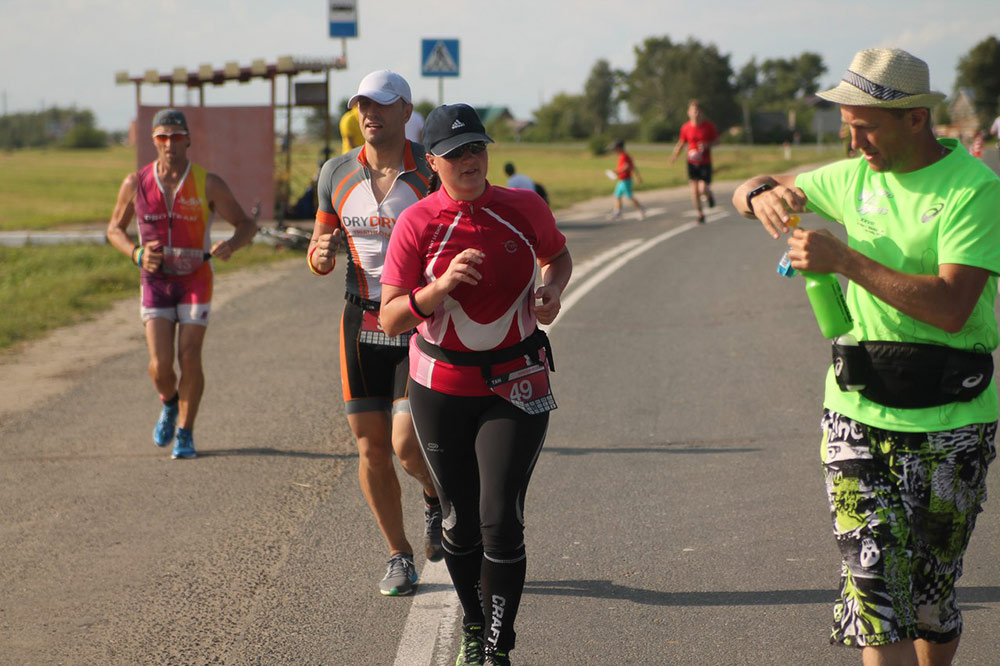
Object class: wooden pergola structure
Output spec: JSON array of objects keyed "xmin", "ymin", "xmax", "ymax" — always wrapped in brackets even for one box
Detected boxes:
[{"xmin": 115, "ymin": 55, "xmax": 348, "ymax": 196}]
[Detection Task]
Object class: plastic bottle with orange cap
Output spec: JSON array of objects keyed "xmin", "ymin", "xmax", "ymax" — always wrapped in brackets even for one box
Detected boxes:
[{"xmin": 777, "ymin": 215, "xmax": 864, "ymax": 390}]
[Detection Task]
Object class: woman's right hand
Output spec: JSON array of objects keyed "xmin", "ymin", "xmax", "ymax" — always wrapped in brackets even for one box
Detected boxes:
[{"xmin": 438, "ymin": 248, "xmax": 485, "ymax": 292}]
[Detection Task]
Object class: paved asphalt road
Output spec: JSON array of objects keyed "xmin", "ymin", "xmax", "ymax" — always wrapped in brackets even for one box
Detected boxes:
[{"xmin": 2, "ymin": 162, "xmax": 1000, "ymax": 665}]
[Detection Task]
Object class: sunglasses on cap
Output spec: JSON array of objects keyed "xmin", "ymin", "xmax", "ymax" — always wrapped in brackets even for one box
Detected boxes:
[
  {"xmin": 441, "ymin": 141, "xmax": 487, "ymax": 160},
  {"xmin": 153, "ymin": 131, "xmax": 188, "ymax": 143}
]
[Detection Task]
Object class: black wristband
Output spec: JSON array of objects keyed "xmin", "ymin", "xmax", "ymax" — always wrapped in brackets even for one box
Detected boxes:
[
  {"xmin": 746, "ymin": 183, "xmax": 772, "ymax": 215},
  {"xmin": 409, "ymin": 289, "xmax": 431, "ymax": 320}
]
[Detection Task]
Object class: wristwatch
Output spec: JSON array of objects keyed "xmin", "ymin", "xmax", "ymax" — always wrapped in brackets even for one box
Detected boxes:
[{"xmin": 746, "ymin": 183, "xmax": 772, "ymax": 215}]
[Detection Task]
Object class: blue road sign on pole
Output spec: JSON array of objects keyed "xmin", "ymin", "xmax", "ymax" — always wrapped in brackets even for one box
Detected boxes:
[
  {"xmin": 329, "ymin": 0, "xmax": 358, "ymax": 38},
  {"xmin": 421, "ymin": 39, "xmax": 460, "ymax": 77}
]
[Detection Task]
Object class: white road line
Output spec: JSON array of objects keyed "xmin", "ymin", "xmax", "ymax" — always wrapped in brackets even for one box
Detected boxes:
[
  {"xmin": 548, "ymin": 221, "xmax": 700, "ymax": 329},
  {"xmin": 395, "ymin": 221, "xmax": 701, "ymax": 665},
  {"xmin": 392, "ymin": 561, "xmax": 460, "ymax": 666}
]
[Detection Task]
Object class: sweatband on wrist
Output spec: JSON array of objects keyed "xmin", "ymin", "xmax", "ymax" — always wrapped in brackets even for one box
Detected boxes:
[
  {"xmin": 408, "ymin": 288, "xmax": 431, "ymax": 320},
  {"xmin": 308, "ymin": 244, "xmax": 333, "ymax": 276},
  {"xmin": 136, "ymin": 247, "xmax": 145, "ymax": 269},
  {"xmin": 131, "ymin": 246, "xmax": 140, "ymax": 265}
]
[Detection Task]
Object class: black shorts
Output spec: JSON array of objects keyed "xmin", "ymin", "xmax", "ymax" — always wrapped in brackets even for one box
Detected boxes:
[
  {"xmin": 339, "ymin": 298, "xmax": 411, "ymax": 415},
  {"xmin": 686, "ymin": 162, "xmax": 713, "ymax": 183}
]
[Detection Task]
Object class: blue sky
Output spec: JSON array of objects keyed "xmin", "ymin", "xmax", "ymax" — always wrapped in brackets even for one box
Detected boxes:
[{"xmin": 2, "ymin": 0, "xmax": 998, "ymax": 131}]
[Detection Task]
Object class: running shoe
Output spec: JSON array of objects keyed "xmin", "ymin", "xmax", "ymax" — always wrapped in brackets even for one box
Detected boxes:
[
  {"xmin": 697, "ymin": 213, "xmax": 706, "ymax": 225},
  {"xmin": 379, "ymin": 553, "xmax": 418, "ymax": 596},
  {"xmin": 484, "ymin": 650, "xmax": 511, "ymax": 666},
  {"xmin": 455, "ymin": 624, "xmax": 485, "ymax": 666},
  {"xmin": 153, "ymin": 401, "xmax": 178, "ymax": 447},
  {"xmin": 707, "ymin": 191, "xmax": 716, "ymax": 208},
  {"xmin": 171, "ymin": 428, "xmax": 197, "ymax": 459},
  {"xmin": 424, "ymin": 503, "xmax": 444, "ymax": 562}
]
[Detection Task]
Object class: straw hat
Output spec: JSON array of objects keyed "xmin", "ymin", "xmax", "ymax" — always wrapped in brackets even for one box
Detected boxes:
[{"xmin": 817, "ymin": 48, "xmax": 945, "ymax": 109}]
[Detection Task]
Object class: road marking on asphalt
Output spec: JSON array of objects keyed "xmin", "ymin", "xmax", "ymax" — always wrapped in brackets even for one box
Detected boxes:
[
  {"xmin": 392, "ymin": 561, "xmax": 461, "ymax": 666},
  {"xmin": 395, "ymin": 221, "xmax": 701, "ymax": 665},
  {"xmin": 549, "ymin": 222, "xmax": 700, "ymax": 329}
]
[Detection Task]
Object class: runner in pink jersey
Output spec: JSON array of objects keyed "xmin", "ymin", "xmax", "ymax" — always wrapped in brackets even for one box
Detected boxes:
[
  {"xmin": 380, "ymin": 104, "xmax": 572, "ymax": 666},
  {"xmin": 106, "ymin": 109, "xmax": 257, "ymax": 459}
]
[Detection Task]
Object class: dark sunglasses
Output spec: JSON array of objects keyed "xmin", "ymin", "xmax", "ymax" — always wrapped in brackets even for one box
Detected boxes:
[{"xmin": 442, "ymin": 141, "xmax": 487, "ymax": 160}]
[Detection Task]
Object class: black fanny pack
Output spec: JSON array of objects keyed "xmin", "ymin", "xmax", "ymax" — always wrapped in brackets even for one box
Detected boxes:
[
  {"xmin": 415, "ymin": 328, "xmax": 555, "ymax": 376},
  {"xmin": 832, "ymin": 340, "xmax": 993, "ymax": 409}
]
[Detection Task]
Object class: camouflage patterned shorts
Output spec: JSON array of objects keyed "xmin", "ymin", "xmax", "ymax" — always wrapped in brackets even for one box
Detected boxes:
[{"xmin": 820, "ymin": 410, "xmax": 996, "ymax": 648}]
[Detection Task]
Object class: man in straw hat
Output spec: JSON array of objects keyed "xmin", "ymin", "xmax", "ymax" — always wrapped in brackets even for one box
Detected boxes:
[{"xmin": 733, "ymin": 48, "xmax": 1000, "ymax": 664}]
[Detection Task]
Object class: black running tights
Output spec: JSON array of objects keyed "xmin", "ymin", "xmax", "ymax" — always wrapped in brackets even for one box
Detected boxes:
[{"xmin": 407, "ymin": 381, "xmax": 549, "ymax": 653}]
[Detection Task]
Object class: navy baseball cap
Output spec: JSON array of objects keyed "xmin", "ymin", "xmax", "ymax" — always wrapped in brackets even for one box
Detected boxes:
[
  {"xmin": 152, "ymin": 108, "xmax": 188, "ymax": 131},
  {"xmin": 422, "ymin": 104, "xmax": 493, "ymax": 157}
]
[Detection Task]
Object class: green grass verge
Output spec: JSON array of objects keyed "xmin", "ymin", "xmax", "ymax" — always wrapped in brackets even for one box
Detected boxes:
[
  {"xmin": 483, "ymin": 142, "xmax": 844, "ymax": 211},
  {"xmin": 0, "ymin": 140, "xmax": 843, "ymax": 353},
  {"xmin": 0, "ymin": 146, "xmax": 134, "ymax": 231},
  {"xmin": 1, "ymin": 142, "xmax": 843, "ymax": 230},
  {"xmin": 0, "ymin": 243, "xmax": 294, "ymax": 351}
]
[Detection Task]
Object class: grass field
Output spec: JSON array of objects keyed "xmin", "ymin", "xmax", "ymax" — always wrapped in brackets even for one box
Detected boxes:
[
  {"xmin": 0, "ymin": 140, "xmax": 842, "ymax": 352},
  {"xmin": 0, "ymin": 146, "xmax": 136, "ymax": 231},
  {"xmin": 2, "ymin": 141, "xmax": 843, "ymax": 231},
  {"xmin": 0, "ymin": 243, "xmax": 295, "ymax": 352}
]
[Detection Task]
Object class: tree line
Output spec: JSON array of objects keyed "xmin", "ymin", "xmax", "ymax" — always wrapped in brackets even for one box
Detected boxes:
[
  {"xmin": 0, "ymin": 107, "xmax": 110, "ymax": 150},
  {"xmin": 521, "ymin": 34, "xmax": 1000, "ymax": 147},
  {"xmin": 5, "ymin": 35, "xmax": 1000, "ymax": 151}
]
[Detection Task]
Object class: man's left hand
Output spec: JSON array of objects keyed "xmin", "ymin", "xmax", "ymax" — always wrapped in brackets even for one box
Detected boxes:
[
  {"xmin": 211, "ymin": 239, "xmax": 235, "ymax": 261},
  {"xmin": 786, "ymin": 228, "xmax": 847, "ymax": 274}
]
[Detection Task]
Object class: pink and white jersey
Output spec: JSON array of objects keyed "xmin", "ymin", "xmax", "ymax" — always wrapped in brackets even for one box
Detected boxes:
[{"xmin": 382, "ymin": 184, "xmax": 566, "ymax": 396}]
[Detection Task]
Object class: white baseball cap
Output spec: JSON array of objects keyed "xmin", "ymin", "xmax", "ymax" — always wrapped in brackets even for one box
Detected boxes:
[{"xmin": 348, "ymin": 70, "xmax": 412, "ymax": 108}]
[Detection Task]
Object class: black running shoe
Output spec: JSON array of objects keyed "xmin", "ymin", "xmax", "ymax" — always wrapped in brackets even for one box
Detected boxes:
[{"xmin": 424, "ymin": 503, "xmax": 444, "ymax": 562}]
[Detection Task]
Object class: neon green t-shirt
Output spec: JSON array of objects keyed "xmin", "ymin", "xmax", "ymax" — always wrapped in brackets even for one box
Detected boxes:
[{"xmin": 795, "ymin": 138, "xmax": 1000, "ymax": 432}]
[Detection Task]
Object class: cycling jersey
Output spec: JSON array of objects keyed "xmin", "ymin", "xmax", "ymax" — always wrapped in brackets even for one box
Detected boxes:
[
  {"xmin": 315, "ymin": 141, "xmax": 430, "ymax": 301},
  {"xmin": 382, "ymin": 184, "xmax": 566, "ymax": 396},
  {"xmin": 134, "ymin": 161, "xmax": 214, "ymax": 321}
]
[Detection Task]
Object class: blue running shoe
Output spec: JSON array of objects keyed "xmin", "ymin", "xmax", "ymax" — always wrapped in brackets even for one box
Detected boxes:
[
  {"xmin": 153, "ymin": 402, "xmax": 178, "ymax": 447},
  {"xmin": 171, "ymin": 428, "xmax": 197, "ymax": 459}
]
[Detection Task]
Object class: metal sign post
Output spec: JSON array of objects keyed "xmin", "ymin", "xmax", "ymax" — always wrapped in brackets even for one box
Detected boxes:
[{"xmin": 421, "ymin": 39, "xmax": 460, "ymax": 105}]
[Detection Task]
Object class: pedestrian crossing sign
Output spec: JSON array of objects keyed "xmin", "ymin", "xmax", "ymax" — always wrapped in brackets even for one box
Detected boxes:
[{"xmin": 421, "ymin": 39, "xmax": 460, "ymax": 77}]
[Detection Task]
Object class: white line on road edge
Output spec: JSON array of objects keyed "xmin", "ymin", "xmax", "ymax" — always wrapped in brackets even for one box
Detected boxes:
[
  {"xmin": 394, "ymin": 222, "xmax": 700, "ymax": 665},
  {"xmin": 547, "ymin": 222, "xmax": 699, "ymax": 330}
]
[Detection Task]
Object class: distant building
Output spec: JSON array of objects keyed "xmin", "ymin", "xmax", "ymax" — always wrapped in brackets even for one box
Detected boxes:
[
  {"xmin": 943, "ymin": 89, "xmax": 979, "ymax": 143},
  {"xmin": 475, "ymin": 106, "xmax": 514, "ymax": 125}
]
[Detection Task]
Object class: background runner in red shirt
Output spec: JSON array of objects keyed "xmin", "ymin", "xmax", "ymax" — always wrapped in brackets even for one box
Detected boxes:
[{"xmin": 671, "ymin": 100, "xmax": 719, "ymax": 224}]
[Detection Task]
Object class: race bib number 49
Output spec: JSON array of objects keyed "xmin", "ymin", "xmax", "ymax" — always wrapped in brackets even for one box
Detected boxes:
[{"xmin": 486, "ymin": 363, "xmax": 557, "ymax": 415}]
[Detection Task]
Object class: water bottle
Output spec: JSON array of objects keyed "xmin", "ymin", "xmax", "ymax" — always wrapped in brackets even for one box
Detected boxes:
[
  {"xmin": 774, "ymin": 215, "xmax": 853, "ymax": 339},
  {"xmin": 800, "ymin": 270, "xmax": 853, "ymax": 339}
]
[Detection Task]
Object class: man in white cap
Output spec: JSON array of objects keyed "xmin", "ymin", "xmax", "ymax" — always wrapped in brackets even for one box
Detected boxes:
[
  {"xmin": 733, "ymin": 49, "xmax": 1000, "ymax": 664},
  {"xmin": 306, "ymin": 70, "xmax": 442, "ymax": 597}
]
